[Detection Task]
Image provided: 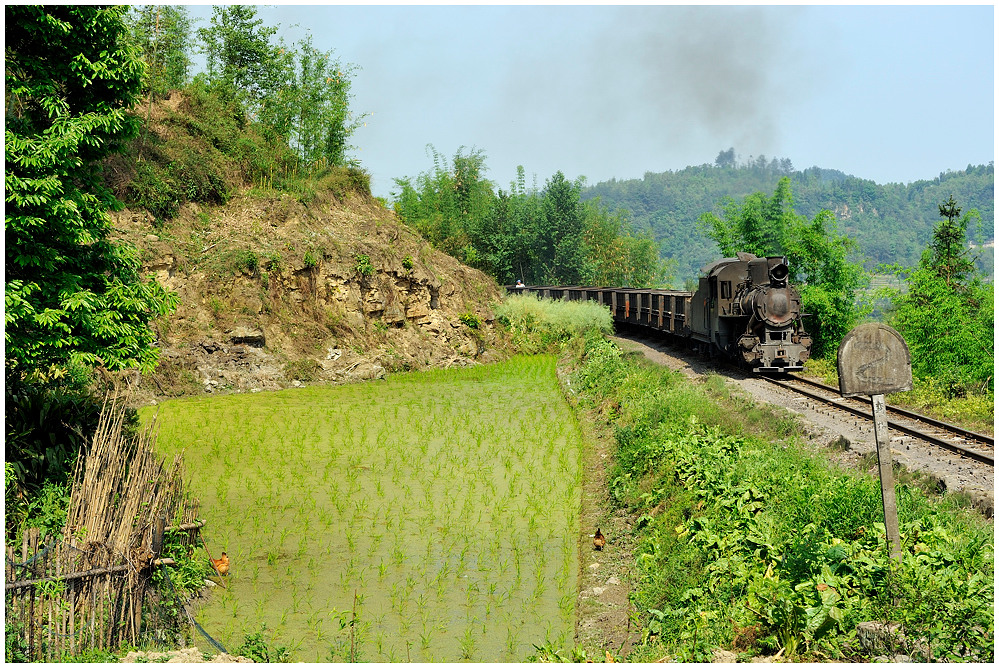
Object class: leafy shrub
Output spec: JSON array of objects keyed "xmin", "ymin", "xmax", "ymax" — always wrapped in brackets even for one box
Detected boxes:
[
  {"xmin": 6, "ymin": 382, "xmax": 100, "ymax": 499},
  {"xmin": 303, "ymin": 251, "xmax": 320, "ymax": 270},
  {"xmin": 5, "ymin": 620, "xmax": 30, "ymax": 662},
  {"xmin": 127, "ymin": 160, "xmax": 181, "ymax": 221},
  {"xmin": 123, "ymin": 135, "xmax": 231, "ymax": 223},
  {"xmin": 19, "ymin": 481, "xmax": 71, "ymax": 540},
  {"xmin": 236, "ymin": 625, "xmax": 291, "ymax": 663},
  {"xmin": 263, "ymin": 252, "xmax": 282, "ymax": 272},
  {"xmin": 354, "ymin": 253, "xmax": 374, "ymax": 277},
  {"xmin": 401, "ymin": 255, "xmax": 414, "ymax": 271},
  {"xmin": 314, "ymin": 165, "xmax": 371, "ymax": 199},
  {"xmin": 458, "ymin": 312, "xmax": 481, "ymax": 329},
  {"xmin": 567, "ymin": 335, "xmax": 994, "ymax": 661}
]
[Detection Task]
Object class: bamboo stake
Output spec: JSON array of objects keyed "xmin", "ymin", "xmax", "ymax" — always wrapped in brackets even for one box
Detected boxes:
[
  {"xmin": 29, "ymin": 583, "xmax": 35, "ymax": 659},
  {"xmin": 70, "ymin": 579, "xmax": 76, "ymax": 656}
]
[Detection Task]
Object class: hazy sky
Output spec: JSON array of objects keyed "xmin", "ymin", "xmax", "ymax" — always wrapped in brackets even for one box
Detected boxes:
[{"xmin": 184, "ymin": 3, "xmax": 995, "ymax": 199}]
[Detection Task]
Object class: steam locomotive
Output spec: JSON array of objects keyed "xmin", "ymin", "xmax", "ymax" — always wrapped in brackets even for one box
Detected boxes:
[{"xmin": 513, "ymin": 252, "xmax": 812, "ymax": 373}]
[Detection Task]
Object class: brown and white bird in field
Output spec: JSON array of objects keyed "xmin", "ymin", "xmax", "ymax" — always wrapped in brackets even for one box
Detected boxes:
[{"xmin": 593, "ymin": 528, "xmax": 606, "ymax": 551}]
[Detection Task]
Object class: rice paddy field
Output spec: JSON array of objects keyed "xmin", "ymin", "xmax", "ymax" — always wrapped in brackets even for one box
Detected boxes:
[{"xmin": 143, "ymin": 355, "xmax": 583, "ymax": 661}]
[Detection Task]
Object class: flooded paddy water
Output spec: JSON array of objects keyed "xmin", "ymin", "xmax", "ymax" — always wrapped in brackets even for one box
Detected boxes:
[{"xmin": 144, "ymin": 355, "xmax": 583, "ymax": 661}]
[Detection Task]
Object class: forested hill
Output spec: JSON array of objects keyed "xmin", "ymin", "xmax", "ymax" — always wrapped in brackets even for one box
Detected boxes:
[{"xmin": 582, "ymin": 161, "xmax": 994, "ymax": 282}]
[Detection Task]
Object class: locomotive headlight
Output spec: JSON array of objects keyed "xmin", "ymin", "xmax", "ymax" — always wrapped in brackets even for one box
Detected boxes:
[{"xmin": 769, "ymin": 262, "xmax": 789, "ymax": 286}]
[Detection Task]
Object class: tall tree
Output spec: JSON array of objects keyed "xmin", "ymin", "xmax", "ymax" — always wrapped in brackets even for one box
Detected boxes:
[
  {"xmin": 392, "ymin": 146, "xmax": 493, "ymax": 258},
  {"xmin": 539, "ymin": 171, "xmax": 586, "ymax": 284},
  {"xmin": 700, "ymin": 177, "xmax": 867, "ymax": 357},
  {"xmin": 885, "ymin": 198, "xmax": 992, "ymax": 393},
  {"xmin": 126, "ymin": 5, "xmax": 192, "ymax": 98},
  {"xmin": 930, "ymin": 195, "xmax": 976, "ymax": 286},
  {"xmin": 197, "ymin": 5, "xmax": 280, "ymax": 106},
  {"xmin": 290, "ymin": 36, "xmax": 364, "ymax": 167},
  {"xmin": 5, "ymin": 5, "xmax": 178, "ymax": 381},
  {"xmin": 582, "ymin": 204, "xmax": 673, "ymax": 287}
]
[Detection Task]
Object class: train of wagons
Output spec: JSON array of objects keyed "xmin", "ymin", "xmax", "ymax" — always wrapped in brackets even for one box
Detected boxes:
[{"xmin": 512, "ymin": 252, "xmax": 813, "ymax": 373}]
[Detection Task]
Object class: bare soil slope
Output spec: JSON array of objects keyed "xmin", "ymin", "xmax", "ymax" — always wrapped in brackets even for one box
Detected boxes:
[{"xmin": 116, "ymin": 189, "xmax": 507, "ymax": 402}]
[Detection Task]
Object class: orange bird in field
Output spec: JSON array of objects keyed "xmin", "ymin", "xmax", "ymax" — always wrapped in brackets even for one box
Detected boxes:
[
  {"xmin": 211, "ymin": 552, "xmax": 230, "ymax": 576},
  {"xmin": 202, "ymin": 534, "xmax": 230, "ymax": 577}
]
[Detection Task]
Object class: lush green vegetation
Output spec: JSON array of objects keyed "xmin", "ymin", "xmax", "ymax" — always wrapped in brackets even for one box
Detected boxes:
[
  {"xmin": 4, "ymin": 3, "xmax": 371, "ymax": 532},
  {"xmin": 701, "ymin": 177, "xmax": 868, "ymax": 359},
  {"xmin": 145, "ymin": 357, "xmax": 583, "ymax": 661},
  {"xmin": 5, "ymin": 6, "xmax": 178, "ymax": 513},
  {"xmin": 118, "ymin": 4, "xmax": 370, "ymax": 222},
  {"xmin": 494, "ymin": 293, "xmax": 613, "ymax": 353},
  {"xmin": 393, "ymin": 148, "xmax": 673, "ymax": 288},
  {"xmin": 5, "ymin": 6, "xmax": 178, "ymax": 381},
  {"xmin": 5, "ymin": 5, "xmax": 992, "ymax": 663},
  {"xmin": 881, "ymin": 196, "xmax": 994, "ymax": 396},
  {"xmin": 584, "ymin": 153, "xmax": 994, "ymax": 282},
  {"xmin": 567, "ymin": 334, "xmax": 993, "ymax": 662}
]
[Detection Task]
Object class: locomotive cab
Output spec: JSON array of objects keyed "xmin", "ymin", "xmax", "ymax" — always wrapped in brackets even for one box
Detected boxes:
[{"xmin": 690, "ymin": 255, "xmax": 754, "ymax": 355}]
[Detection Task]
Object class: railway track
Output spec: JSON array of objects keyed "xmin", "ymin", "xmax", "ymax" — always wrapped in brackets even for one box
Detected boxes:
[{"xmin": 761, "ymin": 375, "xmax": 994, "ymax": 466}]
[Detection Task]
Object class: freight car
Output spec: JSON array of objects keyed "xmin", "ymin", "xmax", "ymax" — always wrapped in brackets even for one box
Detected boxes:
[{"xmin": 511, "ymin": 252, "xmax": 812, "ymax": 373}]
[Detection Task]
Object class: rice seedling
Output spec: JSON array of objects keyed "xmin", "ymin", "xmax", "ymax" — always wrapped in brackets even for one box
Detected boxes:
[
  {"xmin": 459, "ymin": 626, "xmax": 477, "ymax": 660},
  {"xmin": 144, "ymin": 356, "xmax": 582, "ymax": 660}
]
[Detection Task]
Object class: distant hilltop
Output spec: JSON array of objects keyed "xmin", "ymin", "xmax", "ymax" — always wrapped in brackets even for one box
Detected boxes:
[{"xmin": 583, "ymin": 160, "xmax": 994, "ymax": 281}]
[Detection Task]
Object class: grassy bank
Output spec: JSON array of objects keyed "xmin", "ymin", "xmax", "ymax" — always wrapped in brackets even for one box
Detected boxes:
[
  {"xmin": 142, "ymin": 355, "xmax": 582, "ymax": 661},
  {"xmin": 805, "ymin": 358, "xmax": 994, "ymax": 435},
  {"xmin": 565, "ymin": 334, "xmax": 993, "ymax": 662}
]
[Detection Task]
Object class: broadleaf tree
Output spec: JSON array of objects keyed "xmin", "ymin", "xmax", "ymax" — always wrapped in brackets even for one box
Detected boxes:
[
  {"xmin": 700, "ymin": 177, "xmax": 867, "ymax": 357},
  {"xmin": 394, "ymin": 150, "xmax": 673, "ymax": 288},
  {"xmin": 5, "ymin": 5, "xmax": 179, "ymax": 383}
]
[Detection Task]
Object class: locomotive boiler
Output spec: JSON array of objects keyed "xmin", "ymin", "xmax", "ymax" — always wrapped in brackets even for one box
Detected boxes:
[{"xmin": 511, "ymin": 251, "xmax": 812, "ymax": 373}]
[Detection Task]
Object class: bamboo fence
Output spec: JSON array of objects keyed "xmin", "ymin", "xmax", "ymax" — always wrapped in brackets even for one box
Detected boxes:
[{"xmin": 5, "ymin": 396, "xmax": 203, "ymax": 661}]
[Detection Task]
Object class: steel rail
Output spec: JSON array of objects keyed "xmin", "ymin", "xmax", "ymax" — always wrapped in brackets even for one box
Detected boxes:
[
  {"xmin": 789, "ymin": 375, "xmax": 995, "ymax": 447},
  {"xmin": 761, "ymin": 375, "xmax": 994, "ymax": 466}
]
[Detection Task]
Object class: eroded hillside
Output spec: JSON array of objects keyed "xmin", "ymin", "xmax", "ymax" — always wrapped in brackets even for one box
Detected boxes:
[{"xmin": 116, "ymin": 189, "xmax": 506, "ymax": 401}]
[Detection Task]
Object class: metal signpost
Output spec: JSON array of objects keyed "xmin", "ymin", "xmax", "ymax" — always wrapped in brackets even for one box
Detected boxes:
[{"xmin": 837, "ymin": 323, "xmax": 913, "ymax": 560}]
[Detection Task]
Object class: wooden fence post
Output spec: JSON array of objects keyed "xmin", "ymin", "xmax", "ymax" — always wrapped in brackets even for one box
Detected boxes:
[{"xmin": 152, "ymin": 513, "xmax": 166, "ymax": 558}]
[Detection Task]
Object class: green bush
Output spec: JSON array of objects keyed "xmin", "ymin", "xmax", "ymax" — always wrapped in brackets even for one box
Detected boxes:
[
  {"xmin": 123, "ymin": 131, "xmax": 232, "ymax": 223},
  {"xmin": 458, "ymin": 312, "xmax": 481, "ymax": 329},
  {"xmin": 567, "ymin": 335, "xmax": 994, "ymax": 661},
  {"xmin": 494, "ymin": 294, "xmax": 612, "ymax": 353},
  {"xmin": 6, "ymin": 381, "xmax": 101, "ymax": 501},
  {"xmin": 354, "ymin": 253, "xmax": 374, "ymax": 277},
  {"xmin": 236, "ymin": 625, "xmax": 291, "ymax": 663}
]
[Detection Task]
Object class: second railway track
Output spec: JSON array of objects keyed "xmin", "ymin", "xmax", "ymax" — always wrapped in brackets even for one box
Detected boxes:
[{"xmin": 761, "ymin": 374, "xmax": 994, "ymax": 466}]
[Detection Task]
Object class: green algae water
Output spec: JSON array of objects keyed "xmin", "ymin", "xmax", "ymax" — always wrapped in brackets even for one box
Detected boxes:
[{"xmin": 144, "ymin": 356, "xmax": 582, "ymax": 661}]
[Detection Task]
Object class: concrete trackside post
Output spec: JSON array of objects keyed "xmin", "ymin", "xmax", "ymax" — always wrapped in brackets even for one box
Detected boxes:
[{"xmin": 837, "ymin": 323, "xmax": 913, "ymax": 561}]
